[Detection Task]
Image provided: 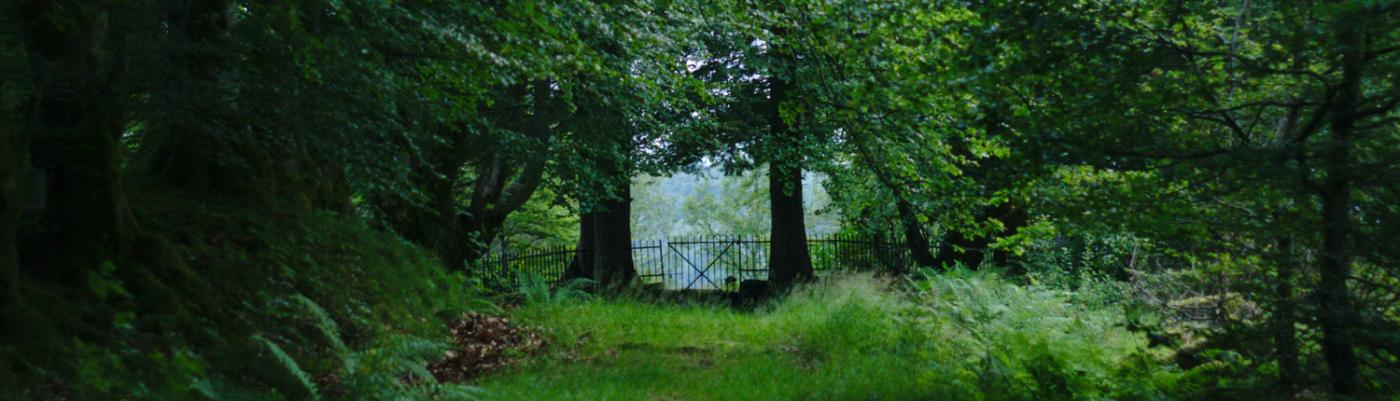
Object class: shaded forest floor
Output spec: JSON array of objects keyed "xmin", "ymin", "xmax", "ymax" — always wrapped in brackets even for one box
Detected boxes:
[{"xmin": 475, "ymin": 274, "xmax": 1192, "ymax": 401}]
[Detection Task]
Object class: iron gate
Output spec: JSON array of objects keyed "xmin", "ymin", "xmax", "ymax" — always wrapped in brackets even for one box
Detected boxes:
[{"xmin": 479, "ymin": 234, "xmax": 909, "ymax": 291}]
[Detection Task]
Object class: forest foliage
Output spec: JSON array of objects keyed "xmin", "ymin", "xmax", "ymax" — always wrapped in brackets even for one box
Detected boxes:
[{"xmin": 2, "ymin": 0, "xmax": 1399, "ymax": 400}]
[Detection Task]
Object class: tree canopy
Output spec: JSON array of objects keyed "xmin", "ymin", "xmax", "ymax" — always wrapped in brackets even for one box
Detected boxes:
[{"xmin": 2, "ymin": 0, "xmax": 1398, "ymax": 399}]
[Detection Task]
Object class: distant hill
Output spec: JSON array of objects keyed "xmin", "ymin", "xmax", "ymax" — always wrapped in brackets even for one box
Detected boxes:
[{"xmin": 631, "ymin": 166, "xmax": 840, "ymax": 239}]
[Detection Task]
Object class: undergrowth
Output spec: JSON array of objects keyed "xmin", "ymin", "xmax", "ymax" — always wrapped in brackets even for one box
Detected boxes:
[
  {"xmin": 1, "ymin": 195, "xmax": 488, "ymax": 400},
  {"xmin": 477, "ymin": 271, "xmax": 1203, "ymax": 400},
  {"xmin": 2, "ymin": 191, "xmax": 1205, "ymax": 401},
  {"xmin": 907, "ymin": 269, "xmax": 1199, "ymax": 400}
]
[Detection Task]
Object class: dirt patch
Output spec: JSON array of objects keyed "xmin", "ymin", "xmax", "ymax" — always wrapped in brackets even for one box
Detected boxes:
[
  {"xmin": 616, "ymin": 342, "xmax": 713, "ymax": 356},
  {"xmin": 614, "ymin": 342, "xmax": 717, "ymax": 368},
  {"xmin": 428, "ymin": 312, "xmax": 547, "ymax": 382}
]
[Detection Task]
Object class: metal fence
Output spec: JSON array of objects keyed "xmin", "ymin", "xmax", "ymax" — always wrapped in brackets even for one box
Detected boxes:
[{"xmin": 476, "ymin": 234, "xmax": 909, "ymax": 291}]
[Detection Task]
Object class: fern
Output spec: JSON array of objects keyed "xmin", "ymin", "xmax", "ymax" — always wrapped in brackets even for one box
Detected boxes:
[
  {"xmin": 257, "ymin": 293, "xmax": 484, "ymax": 401},
  {"xmin": 554, "ymin": 276, "xmax": 596, "ymax": 302},
  {"xmin": 191, "ymin": 377, "xmax": 287, "ymax": 401},
  {"xmin": 253, "ymin": 335, "xmax": 321, "ymax": 401},
  {"xmin": 515, "ymin": 272, "xmax": 551, "ymax": 305},
  {"xmin": 400, "ymin": 384, "xmax": 484, "ymax": 401},
  {"xmin": 291, "ymin": 294, "xmax": 348, "ymax": 354},
  {"xmin": 904, "ymin": 269, "xmax": 1186, "ymax": 400},
  {"xmin": 515, "ymin": 272, "xmax": 594, "ymax": 305},
  {"xmin": 344, "ymin": 335, "xmax": 442, "ymax": 377},
  {"xmin": 341, "ymin": 335, "xmax": 484, "ymax": 401}
]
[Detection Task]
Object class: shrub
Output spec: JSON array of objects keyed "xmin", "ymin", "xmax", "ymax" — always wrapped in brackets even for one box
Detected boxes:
[{"xmin": 906, "ymin": 269, "xmax": 1197, "ymax": 400}]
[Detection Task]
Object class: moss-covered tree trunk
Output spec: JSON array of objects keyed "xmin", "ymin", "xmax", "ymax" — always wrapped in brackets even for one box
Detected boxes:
[
  {"xmin": 18, "ymin": 0, "xmax": 135, "ymax": 283},
  {"xmin": 143, "ymin": 0, "xmax": 251, "ymax": 196},
  {"xmin": 380, "ymin": 141, "xmax": 530, "ymax": 271},
  {"xmin": 141, "ymin": 0, "xmax": 349, "ymax": 211},
  {"xmin": 460, "ymin": 155, "xmax": 548, "ymax": 267}
]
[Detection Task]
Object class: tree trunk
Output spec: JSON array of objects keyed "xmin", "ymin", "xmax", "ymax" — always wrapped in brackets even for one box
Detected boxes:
[
  {"xmin": 936, "ymin": 231, "xmax": 988, "ymax": 270},
  {"xmin": 1317, "ymin": 140, "xmax": 1357, "ymax": 397},
  {"xmin": 459, "ymin": 212, "xmax": 507, "ymax": 269},
  {"xmin": 1274, "ymin": 237, "xmax": 1301, "ymax": 392},
  {"xmin": 767, "ymin": 74, "xmax": 813, "ymax": 289},
  {"xmin": 0, "ymin": 78, "xmax": 22, "ymax": 324},
  {"xmin": 1315, "ymin": 7, "xmax": 1363, "ymax": 395},
  {"xmin": 427, "ymin": 214, "xmax": 466, "ymax": 270},
  {"xmin": 143, "ymin": 0, "xmax": 350, "ymax": 210},
  {"xmin": 18, "ymin": 0, "xmax": 134, "ymax": 283},
  {"xmin": 458, "ymin": 151, "xmax": 548, "ymax": 269},
  {"xmin": 383, "ymin": 82, "xmax": 552, "ymax": 271},
  {"xmin": 456, "ymin": 82, "xmax": 552, "ymax": 270},
  {"xmin": 992, "ymin": 203, "xmax": 1029, "ymax": 273},
  {"xmin": 896, "ymin": 198, "xmax": 937, "ymax": 270},
  {"xmin": 143, "ymin": 0, "xmax": 265, "ymax": 199},
  {"xmin": 592, "ymin": 183, "xmax": 636, "ymax": 290},
  {"xmin": 1273, "ymin": 61, "xmax": 1304, "ymax": 393},
  {"xmin": 376, "ymin": 125, "xmax": 470, "ymax": 268},
  {"xmin": 564, "ymin": 212, "xmax": 596, "ymax": 280},
  {"xmin": 387, "ymin": 141, "xmax": 546, "ymax": 273},
  {"xmin": 852, "ymin": 138, "xmax": 935, "ymax": 271},
  {"xmin": 769, "ymin": 167, "xmax": 813, "ymax": 287}
]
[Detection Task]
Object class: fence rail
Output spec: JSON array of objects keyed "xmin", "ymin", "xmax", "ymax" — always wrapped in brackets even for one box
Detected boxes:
[{"xmin": 476, "ymin": 234, "xmax": 909, "ymax": 291}]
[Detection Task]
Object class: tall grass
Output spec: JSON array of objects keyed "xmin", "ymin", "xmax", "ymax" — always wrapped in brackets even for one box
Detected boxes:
[{"xmin": 479, "ymin": 271, "xmax": 1195, "ymax": 400}]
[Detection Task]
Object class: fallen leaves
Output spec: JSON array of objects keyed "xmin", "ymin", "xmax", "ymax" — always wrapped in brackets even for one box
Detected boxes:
[{"xmin": 428, "ymin": 312, "xmax": 547, "ymax": 383}]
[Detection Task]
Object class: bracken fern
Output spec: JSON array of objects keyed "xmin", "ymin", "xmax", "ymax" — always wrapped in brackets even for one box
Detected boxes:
[{"xmin": 253, "ymin": 334, "xmax": 321, "ymax": 401}]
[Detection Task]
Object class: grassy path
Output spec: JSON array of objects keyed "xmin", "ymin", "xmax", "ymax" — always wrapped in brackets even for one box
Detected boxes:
[
  {"xmin": 474, "ymin": 274, "xmax": 1187, "ymax": 401},
  {"xmin": 475, "ymin": 280, "xmax": 927, "ymax": 401}
]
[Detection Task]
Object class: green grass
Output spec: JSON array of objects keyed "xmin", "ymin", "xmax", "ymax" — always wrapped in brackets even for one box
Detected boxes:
[
  {"xmin": 479, "ymin": 275, "xmax": 924, "ymax": 401},
  {"xmin": 477, "ymin": 272, "xmax": 1196, "ymax": 401}
]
